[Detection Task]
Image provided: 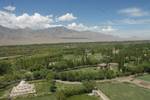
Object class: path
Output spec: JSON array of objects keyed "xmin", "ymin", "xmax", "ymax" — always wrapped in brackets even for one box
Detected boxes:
[
  {"xmin": 115, "ymin": 76, "xmax": 150, "ymax": 89},
  {"xmin": 56, "ymin": 75, "xmax": 150, "ymax": 89},
  {"xmin": 56, "ymin": 75, "xmax": 150, "ymax": 100},
  {"xmin": 55, "ymin": 80, "xmax": 82, "ymax": 84},
  {"xmin": 96, "ymin": 90, "xmax": 110, "ymax": 100},
  {"xmin": 0, "ymin": 55, "xmax": 22, "ymax": 60},
  {"xmin": 132, "ymin": 79, "xmax": 150, "ymax": 89},
  {"xmin": 55, "ymin": 76, "xmax": 134, "ymax": 85}
]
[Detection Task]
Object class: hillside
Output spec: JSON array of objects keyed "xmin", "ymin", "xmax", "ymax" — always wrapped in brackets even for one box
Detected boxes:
[{"xmin": 0, "ymin": 25, "xmax": 120, "ymax": 45}]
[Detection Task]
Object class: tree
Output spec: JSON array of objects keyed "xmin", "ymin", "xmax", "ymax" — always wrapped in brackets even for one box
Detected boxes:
[
  {"xmin": 105, "ymin": 70, "xmax": 116, "ymax": 79},
  {"xmin": 24, "ymin": 71, "xmax": 33, "ymax": 81},
  {"xmin": 46, "ymin": 71, "xmax": 55, "ymax": 81},
  {"xmin": 50, "ymin": 80, "xmax": 57, "ymax": 92},
  {"xmin": 0, "ymin": 61, "xmax": 12, "ymax": 75},
  {"xmin": 117, "ymin": 54, "xmax": 125, "ymax": 72},
  {"xmin": 98, "ymin": 70, "xmax": 105, "ymax": 79},
  {"xmin": 141, "ymin": 62, "xmax": 150, "ymax": 73},
  {"xmin": 82, "ymin": 80, "xmax": 96, "ymax": 92},
  {"xmin": 33, "ymin": 71, "xmax": 41, "ymax": 79},
  {"xmin": 56, "ymin": 91, "xmax": 66, "ymax": 100}
]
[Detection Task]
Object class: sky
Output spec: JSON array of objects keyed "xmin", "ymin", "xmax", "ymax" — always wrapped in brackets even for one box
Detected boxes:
[{"xmin": 0, "ymin": 0, "xmax": 150, "ymax": 38}]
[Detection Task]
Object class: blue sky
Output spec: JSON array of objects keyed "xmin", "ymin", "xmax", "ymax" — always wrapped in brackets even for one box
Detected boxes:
[{"xmin": 0, "ymin": 0, "xmax": 150, "ymax": 38}]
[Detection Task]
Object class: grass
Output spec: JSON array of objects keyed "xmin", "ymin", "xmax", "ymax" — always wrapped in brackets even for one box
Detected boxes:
[
  {"xmin": 0, "ymin": 82, "xmax": 16, "ymax": 99},
  {"xmin": 29, "ymin": 80, "xmax": 51, "ymax": 95},
  {"xmin": 64, "ymin": 67, "xmax": 99, "ymax": 73},
  {"xmin": 14, "ymin": 81, "xmax": 96, "ymax": 100},
  {"xmin": 0, "ymin": 88, "xmax": 10, "ymax": 99},
  {"xmin": 15, "ymin": 94, "xmax": 99, "ymax": 100},
  {"xmin": 15, "ymin": 94, "xmax": 56, "ymax": 100},
  {"xmin": 63, "ymin": 54, "xmax": 76, "ymax": 60},
  {"xmin": 56, "ymin": 82, "xmax": 83, "ymax": 91},
  {"xmin": 137, "ymin": 74, "xmax": 150, "ymax": 82},
  {"xmin": 97, "ymin": 82, "xmax": 150, "ymax": 100},
  {"xmin": 3, "ymin": 78, "xmax": 150, "ymax": 100},
  {"xmin": 0, "ymin": 89, "xmax": 6, "ymax": 98},
  {"xmin": 93, "ymin": 53, "xmax": 102, "ymax": 60},
  {"xmin": 67, "ymin": 94, "xmax": 99, "ymax": 100},
  {"xmin": 56, "ymin": 82, "xmax": 99, "ymax": 100}
]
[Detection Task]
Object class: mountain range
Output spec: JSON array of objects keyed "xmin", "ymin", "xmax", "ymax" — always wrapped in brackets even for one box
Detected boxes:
[{"xmin": 0, "ymin": 25, "xmax": 123, "ymax": 45}]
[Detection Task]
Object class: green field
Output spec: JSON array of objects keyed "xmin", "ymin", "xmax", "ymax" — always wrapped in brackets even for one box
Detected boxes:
[
  {"xmin": 67, "ymin": 94, "xmax": 99, "ymax": 100},
  {"xmin": 0, "ymin": 81, "xmax": 17, "ymax": 99},
  {"xmin": 1, "ymin": 42, "xmax": 150, "ymax": 100},
  {"xmin": 30, "ymin": 80, "xmax": 51, "ymax": 95},
  {"xmin": 137, "ymin": 74, "xmax": 150, "ymax": 82},
  {"xmin": 64, "ymin": 67, "xmax": 98, "ymax": 73},
  {"xmin": 15, "ymin": 94, "xmax": 99, "ymax": 100},
  {"xmin": 56, "ymin": 82, "xmax": 83, "ymax": 91},
  {"xmin": 63, "ymin": 54, "xmax": 79, "ymax": 60},
  {"xmin": 15, "ymin": 94, "xmax": 56, "ymax": 100},
  {"xmin": 97, "ymin": 82, "xmax": 150, "ymax": 100}
]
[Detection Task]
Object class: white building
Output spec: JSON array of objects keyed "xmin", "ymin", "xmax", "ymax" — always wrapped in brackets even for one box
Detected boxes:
[{"xmin": 10, "ymin": 80, "xmax": 36, "ymax": 97}]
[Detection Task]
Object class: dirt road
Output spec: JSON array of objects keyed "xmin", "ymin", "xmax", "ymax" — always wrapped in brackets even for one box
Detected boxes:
[
  {"xmin": 96, "ymin": 90, "xmax": 110, "ymax": 100},
  {"xmin": 56, "ymin": 75, "xmax": 150, "ymax": 89}
]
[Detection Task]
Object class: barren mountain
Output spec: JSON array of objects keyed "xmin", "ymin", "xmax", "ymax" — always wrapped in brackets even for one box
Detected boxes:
[{"xmin": 0, "ymin": 25, "xmax": 121, "ymax": 45}]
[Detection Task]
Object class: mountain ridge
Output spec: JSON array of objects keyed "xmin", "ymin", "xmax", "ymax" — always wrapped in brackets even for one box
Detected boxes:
[{"xmin": 0, "ymin": 25, "xmax": 121, "ymax": 45}]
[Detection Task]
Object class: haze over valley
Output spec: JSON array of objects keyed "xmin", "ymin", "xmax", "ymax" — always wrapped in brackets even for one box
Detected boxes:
[{"xmin": 0, "ymin": 1, "xmax": 150, "ymax": 100}]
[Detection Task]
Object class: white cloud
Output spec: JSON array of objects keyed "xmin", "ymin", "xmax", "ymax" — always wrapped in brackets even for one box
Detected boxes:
[
  {"xmin": 3, "ymin": 5, "xmax": 16, "ymax": 12},
  {"xmin": 67, "ymin": 22, "xmax": 117, "ymax": 33},
  {"xmin": 57, "ymin": 13, "xmax": 77, "ymax": 22},
  {"xmin": 67, "ymin": 22, "xmax": 88, "ymax": 31},
  {"xmin": 0, "ymin": 10, "xmax": 55, "ymax": 29},
  {"xmin": 118, "ymin": 7, "xmax": 149, "ymax": 17},
  {"xmin": 120, "ymin": 18, "xmax": 150, "ymax": 24},
  {"xmin": 101, "ymin": 26, "xmax": 117, "ymax": 32},
  {"xmin": 67, "ymin": 22, "xmax": 100, "ymax": 32},
  {"xmin": 0, "ymin": 5, "xmax": 118, "ymax": 33},
  {"xmin": 110, "ymin": 18, "xmax": 150, "ymax": 25}
]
